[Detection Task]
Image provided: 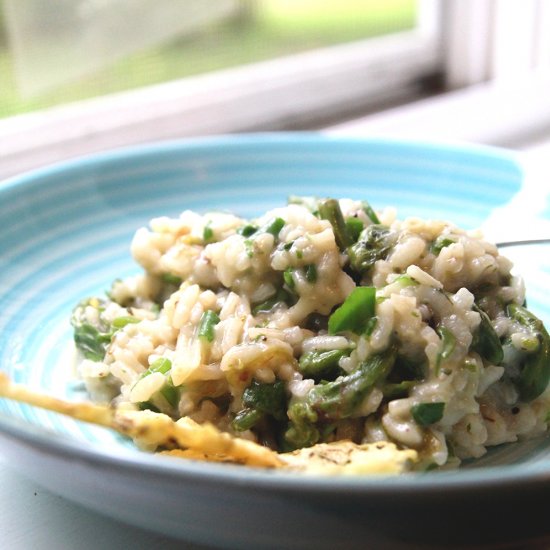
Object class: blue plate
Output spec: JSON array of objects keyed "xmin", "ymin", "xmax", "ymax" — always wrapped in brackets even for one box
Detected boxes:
[{"xmin": 0, "ymin": 134, "xmax": 549, "ymax": 549}]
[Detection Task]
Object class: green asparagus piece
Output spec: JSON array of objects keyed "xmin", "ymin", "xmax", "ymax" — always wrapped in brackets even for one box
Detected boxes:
[
  {"xmin": 318, "ymin": 198, "xmax": 353, "ymax": 251},
  {"xmin": 347, "ymin": 225, "xmax": 394, "ymax": 275},
  {"xmin": 308, "ymin": 346, "xmax": 396, "ymax": 420},
  {"xmin": 471, "ymin": 303, "xmax": 504, "ymax": 365},
  {"xmin": 411, "ymin": 402, "xmax": 445, "ymax": 426},
  {"xmin": 232, "ymin": 380, "xmax": 288, "ymax": 432},
  {"xmin": 345, "ymin": 217, "xmax": 364, "ymax": 242},
  {"xmin": 328, "ymin": 286, "xmax": 376, "ymax": 335},
  {"xmin": 231, "ymin": 408, "xmax": 264, "ymax": 432},
  {"xmin": 284, "ymin": 402, "xmax": 320, "ymax": 448},
  {"xmin": 507, "ymin": 303, "xmax": 550, "ymax": 402},
  {"xmin": 298, "ymin": 349, "xmax": 350, "ymax": 381},
  {"xmin": 361, "ymin": 200, "xmax": 381, "ymax": 224}
]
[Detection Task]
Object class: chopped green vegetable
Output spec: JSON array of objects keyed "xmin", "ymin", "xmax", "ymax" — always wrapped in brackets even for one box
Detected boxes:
[
  {"xmin": 261, "ymin": 217, "xmax": 285, "ymax": 238},
  {"xmin": 362, "ymin": 200, "xmax": 381, "ymax": 224},
  {"xmin": 306, "ymin": 346, "xmax": 396, "ymax": 420},
  {"xmin": 284, "ymin": 402, "xmax": 320, "ymax": 449},
  {"xmin": 244, "ymin": 238, "xmax": 254, "ymax": 258},
  {"xmin": 411, "ymin": 402, "xmax": 445, "ymax": 426},
  {"xmin": 161, "ymin": 273, "xmax": 183, "ymax": 286},
  {"xmin": 305, "ymin": 264, "xmax": 318, "ymax": 284},
  {"xmin": 430, "ymin": 236, "xmax": 456, "ymax": 256},
  {"xmin": 283, "ymin": 268, "xmax": 296, "ymax": 290},
  {"xmin": 111, "ymin": 316, "xmax": 140, "ymax": 329},
  {"xmin": 197, "ymin": 310, "xmax": 220, "ymax": 343},
  {"xmin": 389, "ymin": 354, "xmax": 426, "ymax": 382},
  {"xmin": 232, "ymin": 408, "xmax": 264, "ymax": 432},
  {"xmin": 298, "ymin": 349, "xmax": 350, "ymax": 381},
  {"xmin": 471, "ymin": 303, "xmax": 503, "ymax": 365},
  {"xmin": 507, "ymin": 303, "xmax": 550, "ymax": 402},
  {"xmin": 328, "ymin": 286, "xmax": 376, "ymax": 335},
  {"xmin": 237, "ymin": 224, "xmax": 258, "ymax": 237},
  {"xmin": 318, "ymin": 198, "xmax": 353, "ymax": 251},
  {"xmin": 436, "ymin": 326, "xmax": 456, "ymax": 372},
  {"xmin": 345, "ymin": 217, "xmax": 364, "ymax": 242},
  {"xmin": 232, "ymin": 380, "xmax": 288, "ymax": 432},
  {"xmin": 138, "ymin": 358, "xmax": 180, "ymax": 409},
  {"xmin": 203, "ymin": 224, "xmax": 214, "ymax": 242},
  {"xmin": 382, "ymin": 380, "xmax": 416, "ymax": 399},
  {"xmin": 73, "ymin": 323, "xmax": 112, "ymax": 362},
  {"xmin": 282, "ymin": 241, "xmax": 294, "ymax": 251},
  {"xmin": 347, "ymin": 225, "xmax": 395, "ymax": 275},
  {"xmin": 242, "ymin": 380, "xmax": 287, "ymax": 420}
]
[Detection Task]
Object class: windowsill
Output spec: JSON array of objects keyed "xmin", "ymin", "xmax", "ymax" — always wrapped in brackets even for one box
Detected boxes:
[{"xmin": 327, "ymin": 72, "xmax": 550, "ymax": 151}]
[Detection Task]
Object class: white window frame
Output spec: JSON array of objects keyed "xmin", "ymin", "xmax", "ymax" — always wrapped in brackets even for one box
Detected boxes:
[{"xmin": 0, "ymin": 0, "xmax": 443, "ymax": 179}]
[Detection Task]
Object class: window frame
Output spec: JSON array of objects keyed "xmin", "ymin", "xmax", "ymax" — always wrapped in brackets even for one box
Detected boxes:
[{"xmin": 0, "ymin": 0, "xmax": 443, "ymax": 179}]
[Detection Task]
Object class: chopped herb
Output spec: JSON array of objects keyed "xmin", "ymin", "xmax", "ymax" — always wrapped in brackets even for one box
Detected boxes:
[
  {"xmin": 296, "ymin": 249, "xmax": 303, "ymax": 260},
  {"xmin": 436, "ymin": 326, "xmax": 456, "ymax": 373},
  {"xmin": 262, "ymin": 217, "xmax": 285, "ymax": 238},
  {"xmin": 411, "ymin": 402, "xmax": 445, "ymax": 426},
  {"xmin": 305, "ymin": 264, "xmax": 317, "ymax": 284},
  {"xmin": 430, "ymin": 236, "xmax": 456, "ymax": 256},
  {"xmin": 73, "ymin": 323, "xmax": 112, "ymax": 361},
  {"xmin": 237, "ymin": 224, "xmax": 258, "ymax": 237},
  {"xmin": 138, "ymin": 358, "xmax": 179, "ymax": 408},
  {"xmin": 244, "ymin": 238, "xmax": 254, "ymax": 258},
  {"xmin": 140, "ymin": 357, "xmax": 172, "ymax": 377},
  {"xmin": 283, "ymin": 241, "xmax": 294, "ymax": 251},
  {"xmin": 197, "ymin": 310, "xmax": 220, "ymax": 343},
  {"xmin": 328, "ymin": 286, "xmax": 376, "ymax": 335},
  {"xmin": 283, "ymin": 268, "xmax": 296, "ymax": 290},
  {"xmin": 203, "ymin": 223, "xmax": 214, "ymax": 242}
]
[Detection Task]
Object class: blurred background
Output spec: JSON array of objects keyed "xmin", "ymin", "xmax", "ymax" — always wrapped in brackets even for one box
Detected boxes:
[{"xmin": 1, "ymin": 0, "xmax": 550, "ymax": 178}]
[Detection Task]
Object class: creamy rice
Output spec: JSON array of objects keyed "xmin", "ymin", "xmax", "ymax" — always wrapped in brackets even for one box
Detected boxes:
[{"xmin": 71, "ymin": 197, "xmax": 550, "ymax": 469}]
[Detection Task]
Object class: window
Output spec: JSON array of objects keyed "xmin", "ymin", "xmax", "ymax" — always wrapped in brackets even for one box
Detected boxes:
[{"xmin": 0, "ymin": 1, "xmax": 442, "ymax": 178}]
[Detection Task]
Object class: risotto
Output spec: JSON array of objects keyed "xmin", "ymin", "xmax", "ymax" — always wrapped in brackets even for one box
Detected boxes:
[{"xmin": 71, "ymin": 197, "xmax": 550, "ymax": 470}]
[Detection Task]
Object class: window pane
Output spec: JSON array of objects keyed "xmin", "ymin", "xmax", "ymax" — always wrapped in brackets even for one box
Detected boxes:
[{"xmin": 0, "ymin": 0, "xmax": 417, "ymax": 119}]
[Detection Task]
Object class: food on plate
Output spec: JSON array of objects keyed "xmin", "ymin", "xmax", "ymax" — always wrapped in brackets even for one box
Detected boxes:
[{"xmin": 18, "ymin": 196, "xmax": 550, "ymax": 472}]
